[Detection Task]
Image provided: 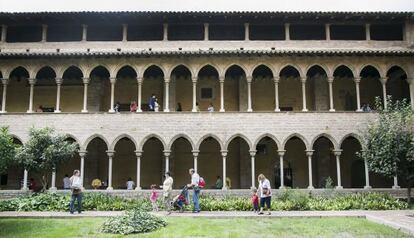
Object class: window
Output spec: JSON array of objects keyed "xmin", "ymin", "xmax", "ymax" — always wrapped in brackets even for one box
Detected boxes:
[
  {"xmin": 201, "ymin": 88, "xmax": 213, "ymax": 99},
  {"xmin": 330, "ymin": 25, "xmax": 365, "ymax": 40},
  {"xmin": 209, "ymin": 24, "xmax": 245, "ymax": 40},
  {"xmin": 370, "ymin": 24, "xmax": 403, "ymax": 41},
  {"xmin": 250, "ymin": 24, "xmax": 285, "ymax": 40},
  {"xmin": 290, "ymin": 24, "xmax": 325, "ymax": 40}
]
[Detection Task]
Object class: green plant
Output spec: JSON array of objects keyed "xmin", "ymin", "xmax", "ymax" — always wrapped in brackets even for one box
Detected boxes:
[
  {"xmin": 0, "ymin": 127, "xmax": 18, "ymax": 174},
  {"xmin": 101, "ymin": 209, "xmax": 166, "ymax": 235},
  {"xmin": 324, "ymin": 177, "xmax": 334, "ymax": 189}
]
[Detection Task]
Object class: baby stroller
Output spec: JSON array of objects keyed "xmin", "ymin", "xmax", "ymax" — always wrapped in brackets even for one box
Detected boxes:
[{"xmin": 172, "ymin": 186, "xmax": 189, "ymax": 212}]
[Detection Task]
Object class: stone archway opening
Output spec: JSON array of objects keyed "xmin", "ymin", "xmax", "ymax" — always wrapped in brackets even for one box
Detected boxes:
[
  {"xmin": 340, "ymin": 137, "xmax": 364, "ymax": 188},
  {"xmin": 8, "ymin": 66, "xmax": 30, "ymax": 112},
  {"xmin": 85, "ymin": 137, "xmax": 108, "ymax": 189},
  {"xmin": 386, "ymin": 66, "xmax": 410, "ymax": 103},
  {"xmin": 227, "ymin": 137, "xmax": 250, "ymax": 189},
  {"xmin": 171, "ymin": 65, "xmax": 192, "ymax": 112},
  {"xmin": 252, "ymin": 65, "xmax": 274, "ymax": 111},
  {"xmin": 0, "ymin": 137, "xmax": 23, "ymax": 189},
  {"xmin": 142, "ymin": 65, "xmax": 164, "ymax": 111},
  {"xmin": 89, "ymin": 66, "xmax": 110, "ymax": 112},
  {"xmin": 61, "ymin": 66, "xmax": 84, "ymax": 112},
  {"xmin": 56, "ymin": 137, "xmax": 80, "ymax": 189},
  {"xmin": 197, "ymin": 65, "xmax": 219, "ymax": 112},
  {"xmin": 284, "ymin": 136, "xmax": 307, "ymax": 188},
  {"xmin": 141, "ymin": 137, "xmax": 163, "ymax": 188},
  {"xmin": 34, "ymin": 66, "xmax": 57, "ymax": 112},
  {"xmin": 333, "ymin": 65, "xmax": 357, "ymax": 111},
  {"xmin": 170, "ymin": 137, "xmax": 193, "ymax": 188},
  {"xmin": 360, "ymin": 66, "xmax": 382, "ymax": 110},
  {"xmin": 224, "ymin": 65, "xmax": 247, "ymax": 111},
  {"xmin": 254, "ymin": 136, "xmax": 278, "ymax": 188},
  {"xmin": 198, "ymin": 137, "xmax": 222, "ymax": 189},
  {"xmin": 115, "ymin": 66, "xmax": 137, "ymax": 112},
  {"xmin": 113, "ymin": 138, "xmax": 136, "ymax": 189},
  {"xmin": 306, "ymin": 65, "xmax": 328, "ymax": 111},
  {"xmin": 279, "ymin": 66, "xmax": 301, "ymax": 111},
  {"xmin": 312, "ymin": 137, "xmax": 336, "ymax": 188}
]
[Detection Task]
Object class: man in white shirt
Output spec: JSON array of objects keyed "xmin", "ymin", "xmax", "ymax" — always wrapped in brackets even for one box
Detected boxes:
[
  {"xmin": 126, "ymin": 177, "xmax": 135, "ymax": 190},
  {"xmin": 187, "ymin": 168, "xmax": 200, "ymax": 213},
  {"xmin": 63, "ymin": 174, "xmax": 71, "ymax": 189}
]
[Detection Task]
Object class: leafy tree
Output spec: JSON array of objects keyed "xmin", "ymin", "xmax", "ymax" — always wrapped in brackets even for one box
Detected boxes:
[
  {"xmin": 15, "ymin": 127, "xmax": 78, "ymax": 192},
  {"xmin": 0, "ymin": 127, "xmax": 18, "ymax": 175},
  {"xmin": 358, "ymin": 97, "xmax": 414, "ymax": 203}
]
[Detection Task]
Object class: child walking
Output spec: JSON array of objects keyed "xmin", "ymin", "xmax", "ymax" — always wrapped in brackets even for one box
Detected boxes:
[
  {"xmin": 251, "ymin": 188, "xmax": 259, "ymax": 212},
  {"xmin": 150, "ymin": 184, "xmax": 159, "ymax": 211}
]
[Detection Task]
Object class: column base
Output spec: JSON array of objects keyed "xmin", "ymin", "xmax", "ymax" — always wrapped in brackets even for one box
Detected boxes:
[
  {"xmin": 274, "ymin": 108, "xmax": 280, "ymax": 112},
  {"xmin": 335, "ymin": 186, "xmax": 343, "ymax": 189},
  {"xmin": 247, "ymin": 109, "xmax": 253, "ymax": 112},
  {"xmin": 307, "ymin": 186, "xmax": 314, "ymax": 190},
  {"xmin": 279, "ymin": 186, "xmax": 285, "ymax": 189},
  {"xmin": 0, "ymin": 111, "xmax": 7, "ymax": 114},
  {"xmin": 134, "ymin": 187, "xmax": 142, "ymax": 191},
  {"xmin": 392, "ymin": 185, "xmax": 401, "ymax": 189},
  {"xmin": 81, "ymin": 109, "xmax": 88, "ymax": 113},
  {"xmin": 137, "ymin": 109, "xmax": 142, "ymax": 113},
  {"xmin": 26, "ymin": 110, "xmax": 34, "ymax": 113},
  {"xmin": 364, "ymin": 185, "xmax": 372, "ymax": 190},
  {"xmin": 329, "ymin": 109, "xmax": 336, "ymax": 112},
  {"xmin": 356, "ymin": 109, "xmax": 363, "ymax": 112},
  {"xmin": 221, "ymin": 186, "xmax": 228, "ymax": 191},
  {"xmin": 164, "ymin": 109, "xmax": 170, "ymax": 112},
  {"xmin": 54, "ymin": 110, "xmax": 61, "ymax": 113},
  {"xmin": 21, "ymin": 187, "xmax": 29, "ymax": 191},
  {"xmin": 108, "ymin": 109, "xmax": 115, "ymax": 113},
  {"xmin": 191, "ymin": 109, "xmax": 197, "ymax": 112},
  {"xmin": 302, "ymin": 109, "xmax": 308, "ymax": 112},
  {"xmin": 106, "ymin": 186, "xmax": 114, "ymax": 190},
  {"xmin": 49, "ymin": 187, "xmax": 57, "ymax": 192},
  {"xmin": 219, "ymin": 109, "xmax": 225, "ymax": 112}
]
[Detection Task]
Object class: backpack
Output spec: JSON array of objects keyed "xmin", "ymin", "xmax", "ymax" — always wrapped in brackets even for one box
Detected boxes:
[{"xmin": 198, "ymin": 177, "xmax": 206, "ymax": 188}]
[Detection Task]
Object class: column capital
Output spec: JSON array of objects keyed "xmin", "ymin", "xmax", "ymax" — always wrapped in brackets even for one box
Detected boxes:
[
  {"xmin": 249, "ymin": 150, "xmax": 257, "ymax": 157},
  {"xmin": 109, "ymin": 77, "xmax": 117, "ymax": 84},
  {"xmin": 192, "ymin": 150, "xmax": 200, "ymax": 157},
  {"xmin": 333, "ymin": 149, "xmax": 342, "ymax": 156},
  {"xmin": 164, "ymin": 77, "xmax": 170, "ymax": 83},
  {"xmin": 221, "ymin": 150, "xmax": 228, "ymax": 157},
  {"xmin": 300, "ymin": 77, "xmax": 307, "ymax": 83},
  {"xmin": 219, "ymin": 75, "xmax": 225, "ymax": 83},
  {"xmin": 55, "ymin": 78, "xmax": 63, "ymax": 85},
  {"xmin": 78, "ymin": 150, "xmax": 87, "ymax": 157},
  {"xmin": 246, "ymin": 75, "xmax": 253, "ymax": 83},
  {"xmin": 353, "ymin": 77, "xmax": 361, "ymax": 83},
  {"xmin": 137, "ymin": 77, "xmax": 143, "ymax": 84},
  {"xmin": 327, "ymin": 76, "xmax": 334, "ymax": 83},
  {"xmin": 106, "ymin": 150, "xmax": 115, "ymax": 157},
  {"xmin": 82, "ymin": 77, "xmax": 90, "ymax": 84},
  {"xmin": 192, "ymin": 77, "xmax": 197, "ymax": 83},
  {"xmin": 1, "ymin": 78, "xmax": 9, "ymax": 85},
  {"xmin": 273, "ymin": 77, "xmax": 280, "ymax": 83},
  {"xmin": 163, "ymin": 150, "xmax": 171, "ymax": 157},
  {"xmin": 134, "ymin": 150, "xmax": 143, "ymax": 157},
  {"xmin": 278, "ymin": 150, "xmax": 286, "ymax": 156},
  {"xmin": 406, "ymin": 77, "xmax": 413, "ymax": 85},
  {"xmin": 305, "ymin": 150, "xmax": 314, "ymax": 156},
  {"xmin": 28, "ymin": 78, "xmax": 36, "ymax": 85},
  {"xmin": 380, "ymin": 77, "xmax": 388, "ymax": 84}
]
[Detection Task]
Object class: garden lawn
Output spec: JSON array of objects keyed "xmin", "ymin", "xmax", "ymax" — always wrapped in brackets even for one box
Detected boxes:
[{"xmin": 0, "ymin": 217, "xmax": 411, "ymax": 238}]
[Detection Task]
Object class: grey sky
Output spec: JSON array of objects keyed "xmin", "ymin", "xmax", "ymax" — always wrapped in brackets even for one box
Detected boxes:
[{"xmin": 0, "ymin": 0, "xmax": 413, "ymax": 12}]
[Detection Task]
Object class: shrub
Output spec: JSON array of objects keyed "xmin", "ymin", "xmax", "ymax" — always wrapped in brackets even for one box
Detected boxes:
[{"xmin": 101, "ymin": 209, "xmax": 166, "ymax": 235}]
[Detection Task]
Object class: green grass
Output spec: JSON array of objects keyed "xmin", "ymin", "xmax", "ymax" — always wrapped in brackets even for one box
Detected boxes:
[{"xmin": 0, "ymin": 217, "xmax": 411, "ymax": 238}]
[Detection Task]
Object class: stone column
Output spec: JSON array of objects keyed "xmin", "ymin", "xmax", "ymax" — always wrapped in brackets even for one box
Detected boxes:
[
  {"xmin": 82, "ymin": 24, "xmax": 87, "ymax": 42},
  {"xmin": 285, "ymin": 23, "xmax": 290, "ymax": 40},
  {"xmin": 79, "ymin": 150, "xmax": 86, "ymax": 188},
  {"xmin": 408, "ymin": 79, "xmax": 414, "ymax": 108},
  {"xmin": 164, "ymin": 79, "xmax": 170, "ymax": 112},
  {"xmin": 381, "ymin": 78, "xmax": 388, "ymax": 109},
  {"xmin": 274, "ymin": 77, "xmax": 280, "ymax": 112},
  {"xmin": 164, "ymin": 150, "xmax": 171, "ymax": 172},
  {"xmin": 135, "ymin": 151, "xmax": 142, "ymax": 190},
  {"xmin": 192, "ymin": 77, "xmax": 197, "ymax": 112},
  {"xmin": 325, "ymin": 24, "xmax": 331, "ymax": 41},
  {"xmin": 41, "ymin": 24, "xmax": 47, "ymax": 42},
  {"xmin": 219, "ymin": 76, "xmax": 225, "ymax": 112},
  {"xmin": 1, "ymin": 25, "xmax": 7, "ymax": 42},
  {"xmin": 108, "ymin": 77, "xmax": 116, "ymax": 113},
  {"xmin": 250, "ymin": 150, "xmax": 257, "ymax": 188},
  {"xmin": 244, "ymin": 23, "xmax": 249, "ymax": 41},
  {"xmin": 27, "ymin": 78, "xmax": 36, "ymax": 113},
  {"xmin": 328, "ymin": 76, "xmax": 335, "ymax": 112},
  {"xmin": 301, "ymin": 77, "xmax": 308, "ymax": 111},
  {"xmin": 247, "ymin": 76, "xmax": 253, "ymax": 112},
  {"xmin": 192, "ymin": 150, "xmax": 199, "ymax": 172},
  {"xmin": 81, "ymin": 77, "xmax": 89, "ymax": 113},
  {"xmin": 365, "ymin": 24, "xmax": 371, "ymax": 41},
  {"xmin": 363, "ymin": 157, "xmax": 371, "ymax": 189},
  {"xmin": 204, "ymin": 23, "xmax": 209, "ymax": 41},
  {"xmin": 306, "ymin": 150, "xmax": 314, "ymax": 189},
  {"xmin": 106, "ymin": 150, "xmax": 115, "ymax": 190},
  {"xmin": 50, "ymin": 168, "xmax": 57, "ymax": 191},
  {"xmin": 137, "ymin": 77, "xmax": 143, "ymax": 112},
  {"xmin": 163, "ymin": 24, "xmax": 168, "ymax": 41},
  {"xmin": 221, "ymin": 150, "xmax": 228, "ymax": 190},
  {"xmin": 122, "ymin": 24, "xmax": 128, "ymax": 42},
  {"xmin": 1, "ymin": 78, "xmax": 8, "ymax": 113},
  {"xmin": 22, "ymin": 169, "xmax": 28, "ymax": 190},
  {"xmin": 392, "ymin": 176, "xmax": 400, "ymax": 189},
  {"xmin": 54, "ymin": 78, "xmax": 62, "ymax": 113},
  {"xmin": 333, "ymin": 150, "xmax": 343, "ymax": 189},
  {"xmin": 278, "ymin": 150, "xmax": 286, "ymax": 189},
  {"xmin": 354, "ymin": 77, "xmax": 362, "ymax": 111}
]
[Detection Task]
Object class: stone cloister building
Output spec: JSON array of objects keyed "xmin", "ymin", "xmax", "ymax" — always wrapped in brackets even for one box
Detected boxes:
[{"xmin": 0, "ymin": 11, "xmax": 413, "ymax": 192}]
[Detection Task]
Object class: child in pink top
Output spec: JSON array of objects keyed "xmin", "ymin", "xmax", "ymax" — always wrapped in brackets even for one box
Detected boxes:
[{"xmin": 150, "ymin": 184, "xmax": 159, "ymax": 211}]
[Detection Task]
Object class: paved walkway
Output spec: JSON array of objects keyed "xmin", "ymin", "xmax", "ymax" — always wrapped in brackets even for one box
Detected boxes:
[{"xmin": 1, "ymin": 210, "xmax": 413, "ymax": 236}]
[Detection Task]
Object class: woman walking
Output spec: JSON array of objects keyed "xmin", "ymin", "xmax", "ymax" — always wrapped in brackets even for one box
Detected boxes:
[
  {"xmin": 257, "ymin": 174, "xmax": 272, "ymax": 215},
  {"xmin": 161, "ymin": 172, "xmax": 174, "ymax": 214},
  {"xmin": 69, "ymin": 170, "xmax": 83, "ymax": 214}
]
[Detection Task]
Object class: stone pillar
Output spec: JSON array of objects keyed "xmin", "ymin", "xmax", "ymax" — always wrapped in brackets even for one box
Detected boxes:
[
  {"xmin": 221, "ymin": 150, "xmax": 228, "ymax": 190},
  {"xmin": 365, "ymin": 24, "xmax": 371, "ymax": 41},
  {"xmin": 306, "ymin": 150, "xmax": 314, "ymax": 189},
  {"xmin": 219, "ymin": 76, "xmax": 225, "ymax": 112},
  {"xmin": 163, "ymin": 24, "xmax": 168, "ymax": 41},
  {"xmin": 278, "ymin": 150, "xmax": 286, "ymax": 189},
  {"xmin": 50, "ymin": 168, "xmax": 57, "ymax": 191},
  {"xmin": 325, "ymin": 24, "xmax": 330, "ymax": 41},
  {"xmin": 106, "ymin": 150, "xmax": 115, "ymax": 190},
  {"xmin": 354, "ymin": 77, "xmax": 362, "ymax": 111},
  {"xmin": 249, "ymin": 150, "xmax": 256, "ymax": 189},
  {"xmin": 192, "ymin": 77, "xmax": 197, "ymax": 112},
  {"xmin": 135, "ymin": 151, "xmax": 142, "ymax": 190},
  {"xmin": 274, "ymin": 77, "xmax": 280, "ymax": 112},
  {"xmin": 79, "ymin": 150, "xmax": 86, "ymax": 188},
  {"xmin": 164, "ymin": 150, "xmax": 171, "ymax": 172},
  {"xmin": 54, "ymin": 78, "xmax": 62, "ymax": 113},
  {"xmin": 81, "ymin": 77, "xmax": 89, "ymax": 113},
  {"xmin": 82, "ymin": 24, "xmax": 87, "ymax": 42},
  {"xmin": 364, "ymin": 158, "xmax": 371, "ymax": 189},
  {"xmin": 1, "ymin": 25, "xmax": 7, "ymax": 42},
  {"xmin": 108, "ymin": 77, "xmax": 116, "ymax": 113},
  {"xmin": 301, "ymin": 77, "xmax": 308, "ymax": 111},
  {"xmin": 192, "ymin": 150, "xmax": 199, "ymax": 172},
  {"xmin": 137, "ymin": 77, "xmax": 143, "ymax": 112},
  {"xmin": 41, "ymin": 24, "xmax": 47, "ymax": 42},
  {"xmin": 408, "ymin": 79, "xmax": 414, "ymax": 108},
  {"xmin": 204, "ymin": 23, "xmax": 209, "ymax": 41},
  {"xmin": 392, "ymin": 176, "xmax": 400, "ymax": 189},
  {"xmin": 285, "ymin": 23, "xmax": 290, "ymax": 40},
  {"xmin": 328, "ymin": 76, "xmax": 335, "ymax": 112},
  {"xmin": 381, "ymin": 78, "xmax": 388, "ymax": 109},
  {"xmin": 27, "ymin": 78, "xmax": 36, "ymax": 113},
  {"xmin": 244, "ymin": 23, "xmax": 249, "ymax": 41},
  {"xmin": 1, "ymin": 78, "xmax": 8, "ymax": 113},
  {"xmin": 22, "ymin": 169, "xmax": 28, "ymax": 190},
  {"xmin": 122, "ymin": 24, "xmax": 128, "ymax": 42},
  {"xmin": 247, "ymin": 76, "xmax": 253, "ymax": 112},
  {"xmin": 164, "ymin": 79, "xmax": 170, "ymax": 112},
  {"xmin": 333, "ymin": 150, "xmax": 343, "ymax": 189}
]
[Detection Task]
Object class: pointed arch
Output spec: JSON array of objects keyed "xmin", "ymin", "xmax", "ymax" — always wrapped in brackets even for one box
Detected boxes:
[
  {"xmin": 223, "ymin": 63, "xmax": 248, "ymax": 76},
  {"xmin": 141, "ymin": 64, "xmax": 166, "ymax": 79},
  {"xmin": 282, "ymin": 133, "xmax": 310, "ymax": 150},
  {"xmin": 167, "ymin": 134, "xmax": 195, "ymax": 151},
  {"xmin": 333, "ymin": 64, "xmax": 355, "ymax": 78},
  {"xmin": 64, "ymin": 133, "xmax": 81, "ymax": 146},
  {"xmin": 305, "ymin": 64, "xmax": 330, "ymax": 78},
  {"xmin": 224, "ymin": 134, "xmax": 252, "ymax": 151},
  {"xmin": 278, "ymin": 64, "xmax": 303, "ymax": 78},
  {"xmin": 139, "ymin": 134, "xmax": 167, "ymax": 151},
  {"xmin": 311, "ymin": 133, "xmax": 339, "ymax": 150},
  {"xmin": 82, "ymin": 134, "xmax": 109, "ymax": 150},
  {"xmin": 339, "ymin": 133, "xmax": 363, "ymax": 148},
  {"xmin": 251, "ymin": 63, "xmax": 275, "ymax": 78},
  {"xmin": 253, "ymin": 133, "xmax": 281, "ymax": 149},
  {"xmin": 195, "ymin": 134, "xmax": 224, "ymax": 151},
  {"xmin": 169, "ymin": 64, "xmax": 194, "ymax": 78},
  {"xmin": 195, "ymin": 63, "xmax": 221, "ymax": 77},
  {"xmin": 109, "ymin": 134, "xmax": 138, "ymax": 151}
]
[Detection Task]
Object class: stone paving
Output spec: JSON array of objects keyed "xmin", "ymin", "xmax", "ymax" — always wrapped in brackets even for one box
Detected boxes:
[{"xmin": 0, "ymin": 210, "xmax": 413, "ymax": 236}]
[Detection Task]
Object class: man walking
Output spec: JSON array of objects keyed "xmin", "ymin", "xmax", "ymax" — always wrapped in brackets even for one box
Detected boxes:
[{"xmin": 187, "ymin": 168, "xmax": 200, "ymax": 213}]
